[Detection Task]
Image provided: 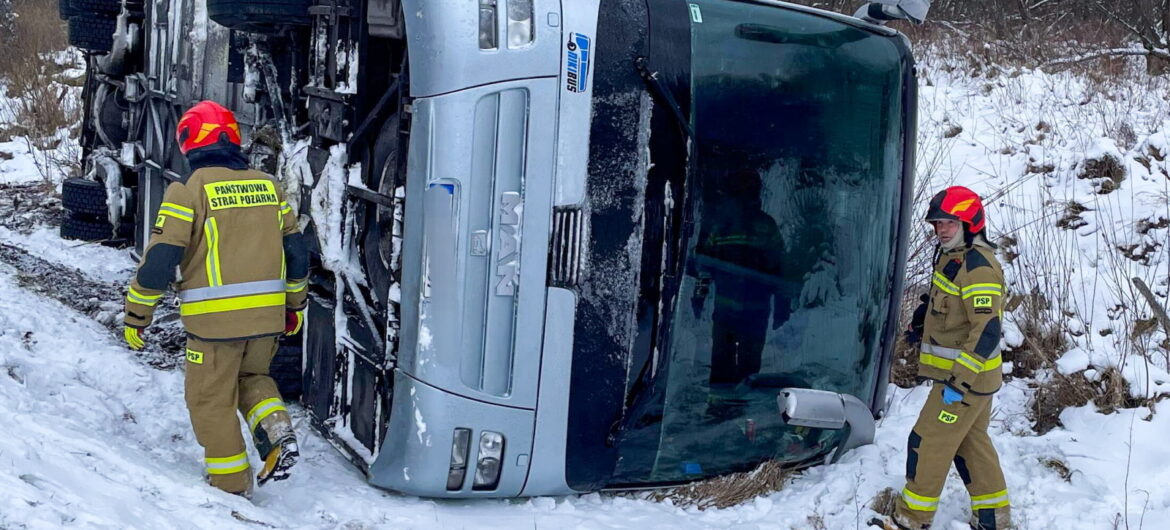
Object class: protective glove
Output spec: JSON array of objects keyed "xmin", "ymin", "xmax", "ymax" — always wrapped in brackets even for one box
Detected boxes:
[
  {"xmin": 124, "ymin": 326, "xmax": 145, "ymax": 350},
  {"xmin": 285, "ymin": 310, "xmax": 304, "ymax": 336},
  {"xmin": 941, "ymin": 385, "xmax": 963, "ymax": 405},
  {"xmin": 904, "ymin": 294, "xmax": 929, "ymax": 345}
]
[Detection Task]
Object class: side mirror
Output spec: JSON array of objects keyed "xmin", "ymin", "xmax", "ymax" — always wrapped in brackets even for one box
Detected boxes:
[
  {"xmin": 854, "ymin": 0, "xmax": 931, "ymax": 25},
  {"xmin": 778, "ymin": 388, "xmax": 876, "ymax": 463}
]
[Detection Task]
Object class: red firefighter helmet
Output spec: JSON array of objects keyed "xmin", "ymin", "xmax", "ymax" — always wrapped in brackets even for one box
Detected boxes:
[
  {"xmin": 175, "ymin": 100, "xmax": 241, "ymax": 155},
  {"xmin": 924, "ymin": 186, "xmax": 986, "ymax": 234}
]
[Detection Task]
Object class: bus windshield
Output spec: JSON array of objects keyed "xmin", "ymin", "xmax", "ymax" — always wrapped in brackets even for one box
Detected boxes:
[{"xmin": 612, "ymin": 1, "xmax": 909, "ymax": 485}]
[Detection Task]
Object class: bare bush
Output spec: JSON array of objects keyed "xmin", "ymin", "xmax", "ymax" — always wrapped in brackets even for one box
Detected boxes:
[
  {"xmin": 788, "ymin": 1, "xmax": 1170, "ymax": 80},
  {"xmin": 1077, "ymin": 151, "xmax": 1127, "ymax": 194},
  {"xmin": 0, "ymin": 0, "xmax": 78, "ymax": 185},
  {"xmin": 1031, "ymin": 371, "xmax": 1095, "ymax": 434},
  {"xmin": 1088, "ymin": 0, "xmax": 1170, "ymax": 74},
  {"xmin": 1004, "ymin": 289, "xmax": 1070, "ymax": 380},
  {"xmin": 1033, "ymin": 367, "xmax": 1148, "ymax": 434},
  {"xmin": 890, "ymin": 333, "xmax": 921, "ymax": 388}
]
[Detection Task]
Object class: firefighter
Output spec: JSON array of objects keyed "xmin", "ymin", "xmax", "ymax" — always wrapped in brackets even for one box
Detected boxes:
[
  {"xmin": 693, "ymin": 168, "xmax": 790, "ymax": 412},
  {"xmin": 121, "ymin": 101, "xmax": 309, "ymax": 498},
  {"xmin": 882, "ymin": 186, "xmax": 1012, "ymax": 530}
]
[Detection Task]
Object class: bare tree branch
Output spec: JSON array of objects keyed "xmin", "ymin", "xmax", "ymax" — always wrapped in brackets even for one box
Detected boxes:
[
  {"xmin": 1132, "ymin": 277, "xmax": 1170, "ymax": 339},
  {"xmin": 1042, "ymin": 47, "xmax": 1170, "ymax": 70}
]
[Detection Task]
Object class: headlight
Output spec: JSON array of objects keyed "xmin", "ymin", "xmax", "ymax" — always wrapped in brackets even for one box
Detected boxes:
[
  {"xmin": 507, "ymin": 0, "xmax": 534, "ymax": 48},
  {"xmin": 446, "ymin": 428, "xmax": 472, "ymax": 490},
  {"xmin": 472, "ymin": 431, "xmax": 505, "ymax": 490},
  {"xmin": 479, "ymin": 0, "xmax": 499, "ymax": 50}
]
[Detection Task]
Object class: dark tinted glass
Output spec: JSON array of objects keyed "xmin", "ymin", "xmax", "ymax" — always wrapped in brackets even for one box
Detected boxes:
[{"xmin": 632, "ymin": 2, "xmax": 907, "ymax": 483}]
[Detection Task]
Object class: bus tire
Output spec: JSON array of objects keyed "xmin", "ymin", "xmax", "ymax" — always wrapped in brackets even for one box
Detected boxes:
[
  {"xmin": 71, "ymin": 0, "xmax": 121, "ymax": 16},
  {"xmin": 271, "ymin": 341, "xmax": 303, "ymax": 400},
  {"xmin": 58, "ymin": 0, "xmax": 76, "ymax": 20},
  {"xmin": 61, "ymin": 213, "xmax": 113, "ymax": 241},
  {"xmin": 68, "ymin": 16, "xmax": 116, "ymax": 52},
  {"xmin": 62, "ymin": 177, "xmax": 109, "ymax": 217}
]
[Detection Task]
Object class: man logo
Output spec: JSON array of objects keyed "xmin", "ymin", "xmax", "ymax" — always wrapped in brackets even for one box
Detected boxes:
[
  {"xmin": 494, "ymin": 192, "xmax": 522, "ymax": 296},
  {"xmin": 938, "ymin": 411, "xmax": 959, "ymax": 424}
]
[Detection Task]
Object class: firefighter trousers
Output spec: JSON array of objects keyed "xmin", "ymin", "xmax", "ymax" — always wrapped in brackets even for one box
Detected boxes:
[
  {"xmin": 895, "ymin": 384, "xmax": 1012, "ymax": 530},
  {"xmin": 184, "ymin": 335, "xmax": 293, "ymax": 494}
]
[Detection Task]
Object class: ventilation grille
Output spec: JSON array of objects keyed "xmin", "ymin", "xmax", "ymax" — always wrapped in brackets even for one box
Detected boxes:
[{"xmin": 548, "ymin": 207, "xmax": 584, "ymax": 288}]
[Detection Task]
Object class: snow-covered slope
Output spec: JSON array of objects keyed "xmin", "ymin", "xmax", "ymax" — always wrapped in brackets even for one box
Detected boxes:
[{"xmin": 0, "ymin": 251, "xmax": 1164, "ymax": 529}]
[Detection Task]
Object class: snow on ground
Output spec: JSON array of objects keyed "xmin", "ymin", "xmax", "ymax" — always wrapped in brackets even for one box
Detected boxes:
[
  {"xmin": 0, "ymin": 271, "xmax": 1163, "ymax": 529},
  {"xmin": 0, "ymin": 50, "xmax": 1168, "ymax": 529},
  {"xmin": 0, "ymin": 225, "xmax": 133, "ymax": 283}
]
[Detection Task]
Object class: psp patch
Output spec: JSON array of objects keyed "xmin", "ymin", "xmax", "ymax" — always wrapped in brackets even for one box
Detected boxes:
[
  {"xmin": 938, "ymin": 411, "xmax": 959, "ymax": 424},
  {"xmin": 974, "ymin": 295, "xmax": 994, "ymax": 313},
  {"xmin": 186, "ymin": 349, "xmax": 204, "ymax": 365}
]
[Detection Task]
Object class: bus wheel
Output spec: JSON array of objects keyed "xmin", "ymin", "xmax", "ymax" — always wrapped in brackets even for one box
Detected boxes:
[{"xmin": 360, "ymin": 113, "xmax": 401, "ymax": 309}]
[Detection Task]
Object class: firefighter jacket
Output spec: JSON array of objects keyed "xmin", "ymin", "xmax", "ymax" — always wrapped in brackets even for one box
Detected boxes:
[
  {"xmin": 697, "ymin": 207, "xmax": 785, "ymax": 315},
  {"xmin": 918, "ymin": 238, "xmax": 1005, "ymax": 396},
  {"xmin": 124, "ymin": 164, "xmax": 309, "ymax": 341}
]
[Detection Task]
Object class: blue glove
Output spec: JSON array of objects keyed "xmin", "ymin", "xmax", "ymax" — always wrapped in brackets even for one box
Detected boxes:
[{"xmin": 941, "ymin": 386, "xmax": 963, "ymax": 405}]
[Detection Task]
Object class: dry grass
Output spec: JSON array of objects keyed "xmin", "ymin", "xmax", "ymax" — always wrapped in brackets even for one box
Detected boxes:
[
  {"xmin": 1031, "ymin": 372, "xmax": 1096, "ymax": 435},
  {"xmin": 804, "ymin": 513, "xmax": 828, "ymax": 530},
  {"xmin": 644, "ymin": 459, "xmax": 793, "ymax": 510},
  {"xmin": 1032, "ymin": 367, "xmax": 1150, "ymax": 434},
  {"xmin": 1005, "ymin": 290, "xmax": 1071, "ymax": 378},
  {"xmin": 889, "ymin": 320, "xmax": 921, "ymax": 388},
  {"xmin": 1077, "ymin": 151, "xmax": 1127, "ymax": 195},
  {"xmin": 0, "ymin": 0, "xmax": 78, "ymax": 184},
  {"xmin": 1040, "ymin": 456, "xmax": 1074, "ymax": 482}
]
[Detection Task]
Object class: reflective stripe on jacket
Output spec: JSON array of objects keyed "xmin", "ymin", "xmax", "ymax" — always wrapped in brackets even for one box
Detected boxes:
[
  {"xmin": 918, "ymin": 241, "xmax": 1005, "ymax": 395},
  {"xmin": 124, "ymin": 167, "xmax": 308, "ymax": 340}
]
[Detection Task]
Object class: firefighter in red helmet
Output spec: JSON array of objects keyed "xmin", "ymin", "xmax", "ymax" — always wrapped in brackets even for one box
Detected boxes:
[
  {"xmin": 121, "ymin": 100, "xmax": 309, "ymax": 498},
  {"xmin": 878, "ymin": 186, "xmax": 1012, "ymax": 530}
]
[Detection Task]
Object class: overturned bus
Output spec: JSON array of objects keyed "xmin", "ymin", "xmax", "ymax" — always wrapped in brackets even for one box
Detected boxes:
[{"xmin": 62, "ymin": 0, "xmax": 920, "ymax": 497}]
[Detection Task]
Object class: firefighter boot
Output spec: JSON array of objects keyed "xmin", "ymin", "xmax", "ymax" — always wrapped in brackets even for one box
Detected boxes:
[
  {"xmin": 254, "ymin": 411, "xmax": 299, "ymax": 486},
  {"xmin": 257, "ymin": 435, "xmax": 299, "ymax": 486},
  {"xmin": 868, "ymin": 514, "xmax": 928, "ymax": 530},
  {"xmin": 969, "ymin": 508, "xmax": 1013, "ymax": 530},
  {"xmin": 202, "ymin": 469, "xmax": 254, "ymax": 500},
  {"xmin": 232, "ymin": 477, "xmax": 255, "ymax": 500}
]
